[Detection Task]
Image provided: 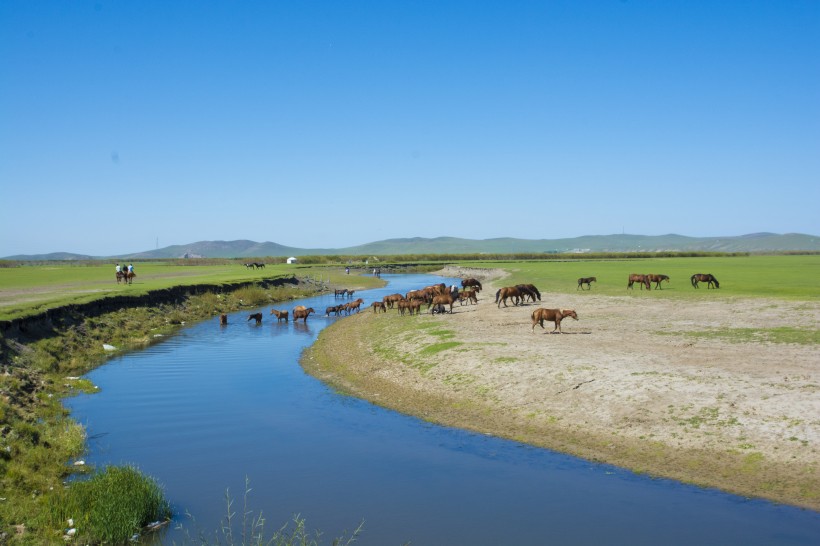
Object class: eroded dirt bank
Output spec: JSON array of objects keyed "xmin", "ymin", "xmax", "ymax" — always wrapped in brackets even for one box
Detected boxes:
[{"xmin": 303, "ymin": 267, "xmax": 820, "ymax": 510}]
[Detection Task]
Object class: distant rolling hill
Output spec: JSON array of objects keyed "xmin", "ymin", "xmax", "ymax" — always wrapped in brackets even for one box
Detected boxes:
[{"xmin": 4, "ymin": 233, "xmax": 819, "ymax": 261}]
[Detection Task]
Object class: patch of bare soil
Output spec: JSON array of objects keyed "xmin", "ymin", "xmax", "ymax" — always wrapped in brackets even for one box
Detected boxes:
[{"xmin": 303, "ymin": 267, "xmax": 820, "ymax": 510}]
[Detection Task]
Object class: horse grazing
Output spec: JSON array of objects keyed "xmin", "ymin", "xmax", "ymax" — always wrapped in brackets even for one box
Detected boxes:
[
  {"xmin": 293, "ymin": 307, "xmax": 315, "ymax": 323},
  {"xmin": 517, "ymin": 284, "xmax": 541, "ymax": 302},
  {"xmin": 691, "ymin": 273, "xmax": 720, "ymax": 289},
  {"xmin": 247, "ymin": 312, "xmax": 263, "ymax": 325},
  {"xmin": 371, "ymin": 301, "xmax": 386, "ymax": 313},
  {"xmin": 531, "ymin": 308, "xmax": 579, "ymax": 333},
  {"xmin": 627, "ymin": 274, "xmax": 651, "ymax": 290},
  {"xmin": 647, "ymin": 274, "xmax": 670, "ymax": 289},
  {"xmin": 270, "ymin": 308, "xmax": 289, "ymax": 322},
  {"xmin": 577, "ymin": 277, "xmax": 596, "ymax": 290},
  {"xmin": 461, "ymin": 278, "xmax": 483, "ymax": 292}
]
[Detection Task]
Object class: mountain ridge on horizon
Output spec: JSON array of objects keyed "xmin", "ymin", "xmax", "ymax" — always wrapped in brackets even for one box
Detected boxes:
[{"xmin": 4, "ymin": 232, "xmax": 819, "ymax": 261}]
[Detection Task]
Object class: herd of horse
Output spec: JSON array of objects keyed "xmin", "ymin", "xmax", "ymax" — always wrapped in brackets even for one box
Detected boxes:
[
  {"xmin": 222, "ymin": 269, "xmax": 721, "ymax": 334},
  {"xmin": 574, "ymin": 273, "xmax": 719, "ymax": 291}
]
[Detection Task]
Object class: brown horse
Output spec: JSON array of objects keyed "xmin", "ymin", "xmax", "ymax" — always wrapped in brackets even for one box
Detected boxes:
[
  {"xmin": 428, "ymin": 293, "xmax": 456, "ymax": 314},
  {"xmin": 371, "ymin": 301, "xmax": 386, "ymax": 313},
  {"xmin": 458, "ymin": 289, "xmax": 478, "ymax": 305},
  {"xmin": 461, "ymin": 278, "xmax": 483, "ymax": 292},
  {"xmin": 219, "ymin": 314, "xmax": 228, "ymax": 325},
  {"xmin": 293, "ymin": 307, "xmax": 315, "ymax": 322},
  {"xmin": 517, "ymin": 284, "xmax": 541, "ymax": 302},
  {"xmin": 627, "ymin": 274, "xmax": 651, "ymax": 290},
  {"xmin": 325, "ymin": 305, "xmax": 343, "ymax": 316},
  {"xmin": 647, "ymin": 274, "xmax": 670, "ymax": 289},
  {"xmin": 383, "ymin": 293, "xmax": 404, "ymax": 309},
  {"xmin": 270, "ymin": 309, "xmax": 289, "ymax": 322},
  {"xmin": 247, "ymin": 312, "xmax": 263, "ymax": 325},
  {"xmin": 334, "ymin": 289, "xmax": 348, "ymax": 297},
  {"xmin": 345, "ymin": 298, "xmax": 364, "ymax": 314},
  {"xmin": 495, "ymin": 286, "xmax": 524, "ymax": 308},
  {"xmin": 531, "ymin": 308, "xmax": 579, "ymax": 333},
  {"xmin": 577, "ymin": 277, "xmax": 596, "ymax": 290},
  {"xmin": 691, "ymin": 273, "xmax": 720, "ymax": 289}
]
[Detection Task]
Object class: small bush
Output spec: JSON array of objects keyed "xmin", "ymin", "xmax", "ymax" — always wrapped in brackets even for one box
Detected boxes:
[
  {"xmin": 234, "ymin": 286, "xmax": 268, "ymax": 307},
  {"xmin": 47, "ymin": 465, "xmax": 171, "ymax": 544}
]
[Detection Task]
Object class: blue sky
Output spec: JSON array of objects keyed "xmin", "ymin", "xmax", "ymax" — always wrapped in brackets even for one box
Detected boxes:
[{"xmin": 1, "ymin": 1, "xmax": 818, "ymax": 256}]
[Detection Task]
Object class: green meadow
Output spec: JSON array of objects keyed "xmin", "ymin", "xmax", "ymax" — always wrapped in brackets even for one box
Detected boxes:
[
  {"xmin": 1, "ymin": 255, "xmax": 818, "ymax": 321},
  {"xmin": 0, "ymin": 262, "xmax": 374, "ymax": 321},
  {"xmin": 458, "ymin": 254, "xmax": 820, "ymax": 300}
]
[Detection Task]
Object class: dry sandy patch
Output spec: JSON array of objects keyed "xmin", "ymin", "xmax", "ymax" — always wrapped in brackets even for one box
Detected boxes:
[{"xmin": 303, "ymin": 266, "xmax": 820, "ymax": 510}]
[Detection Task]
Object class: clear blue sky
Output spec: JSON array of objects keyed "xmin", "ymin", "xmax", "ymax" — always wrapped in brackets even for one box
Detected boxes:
[{"xmin": 2, "ymin": 1, "xmax": 818, "ymax": 256}]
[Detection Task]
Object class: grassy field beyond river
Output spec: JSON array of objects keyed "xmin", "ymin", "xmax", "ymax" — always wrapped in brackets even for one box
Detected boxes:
[{"xmin": 303, "ymin": 262, "xmax": 820, "ymax": 511}]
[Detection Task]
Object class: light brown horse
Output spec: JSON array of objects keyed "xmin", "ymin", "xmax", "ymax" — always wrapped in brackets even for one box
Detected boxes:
[
  {"xmin": 577, "ymin": 277, "xmax": 596, "ymax": 290},
  {"xmin": 247, "ymin": 312, "xmax": 263, "ymax": 325},
  {"xmin": 293, "ymin": 307, "xmax": 314, "ymax": 322},
  {"xmin": 346, "ymin": 298, "xmax": 364, "ymax": 314},
  {"xmin": 647, "ymin": 274, "xmax": 670, "ymax": 289},
  {"xmin": 531, "ymin": 308, "xmax": 578, "ymax": 333},
  {"xmin": 495, "ymin": 286, "xmax": 527, "ymax": 307},
  {"xmin": 383, "ymin": 293, "xmax": 404, "ymax": 309},
  {"xmin": 270, "ymin": 309, "xmax": 289, "ymax": 322},
  {"xmin": 691, "ymin": 273, "xmax": 719, "ymax": 289},
  {"xmin": 627, "ymin": 274, "xmax": 651, "ymax": 290},
  {"xmin": 428, "ymin": 293, "xmax": 455, "ymax": 314},
  {"xmin": 458, "ymin": 289, "xmax": 478, "ymax": 305}
]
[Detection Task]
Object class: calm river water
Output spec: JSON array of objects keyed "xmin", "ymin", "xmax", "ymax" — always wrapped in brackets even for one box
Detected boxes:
[{"xmin": 65, "ymin": 274, "xmax": 820, "ymax": 545}]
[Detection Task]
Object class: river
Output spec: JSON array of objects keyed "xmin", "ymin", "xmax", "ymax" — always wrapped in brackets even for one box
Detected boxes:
[{"xmin": 65, "ymin": 274, "xmax": 820, "ymax": 545}]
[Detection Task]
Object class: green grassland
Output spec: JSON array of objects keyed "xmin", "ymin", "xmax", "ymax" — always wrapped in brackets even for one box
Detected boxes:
[
  {"xmin": 0, "ymin": 262, "xmax": 381, "ymax": 321},
  {"xmin": 458, "ymin": 255, "xmax": 820, "ymax": 300}
]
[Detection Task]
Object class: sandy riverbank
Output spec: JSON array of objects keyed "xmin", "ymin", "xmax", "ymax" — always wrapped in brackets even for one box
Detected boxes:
[{"xmin": 302, "ymin": 266, "xmax": 819, "ymax": 510}]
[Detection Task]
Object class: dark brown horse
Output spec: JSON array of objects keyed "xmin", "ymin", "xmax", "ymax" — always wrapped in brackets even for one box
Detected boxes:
[
  {"xmin": 627, "ymin": 274, "xmax": 651, "ymax": 290},
  {"xmin": 577, "ymin": 277, "xmax": 596, "ymax": 290},
  {"xmin": 691, "ymin": 273, "xmax": 720, "ymax": 289},
  {"xmin": 461, "ymin": 278, "xmax": 483, "ymax": 292},
  {"xmin": 516, "ymin": 284, "xmax": 541, "ymax": 302},
  {"xmin": 247, "ymin": 312, "xmax": 263, "ymax": 325},
  {"xmin": 219, "ymin": 314, "xmax": 228, "ymax": 325},
  {"xmin": 647, "ymin": 274, "xmax": 670, "ymax": 289},
  {"xmin": 334, "ymin": 289, "xmax": 348, "ymax": 297}
]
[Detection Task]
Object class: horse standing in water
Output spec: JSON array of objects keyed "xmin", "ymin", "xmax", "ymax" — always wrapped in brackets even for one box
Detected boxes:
[{"xmin": 691, "ymin": 273, "xmax": 720, "ymax": 289}]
